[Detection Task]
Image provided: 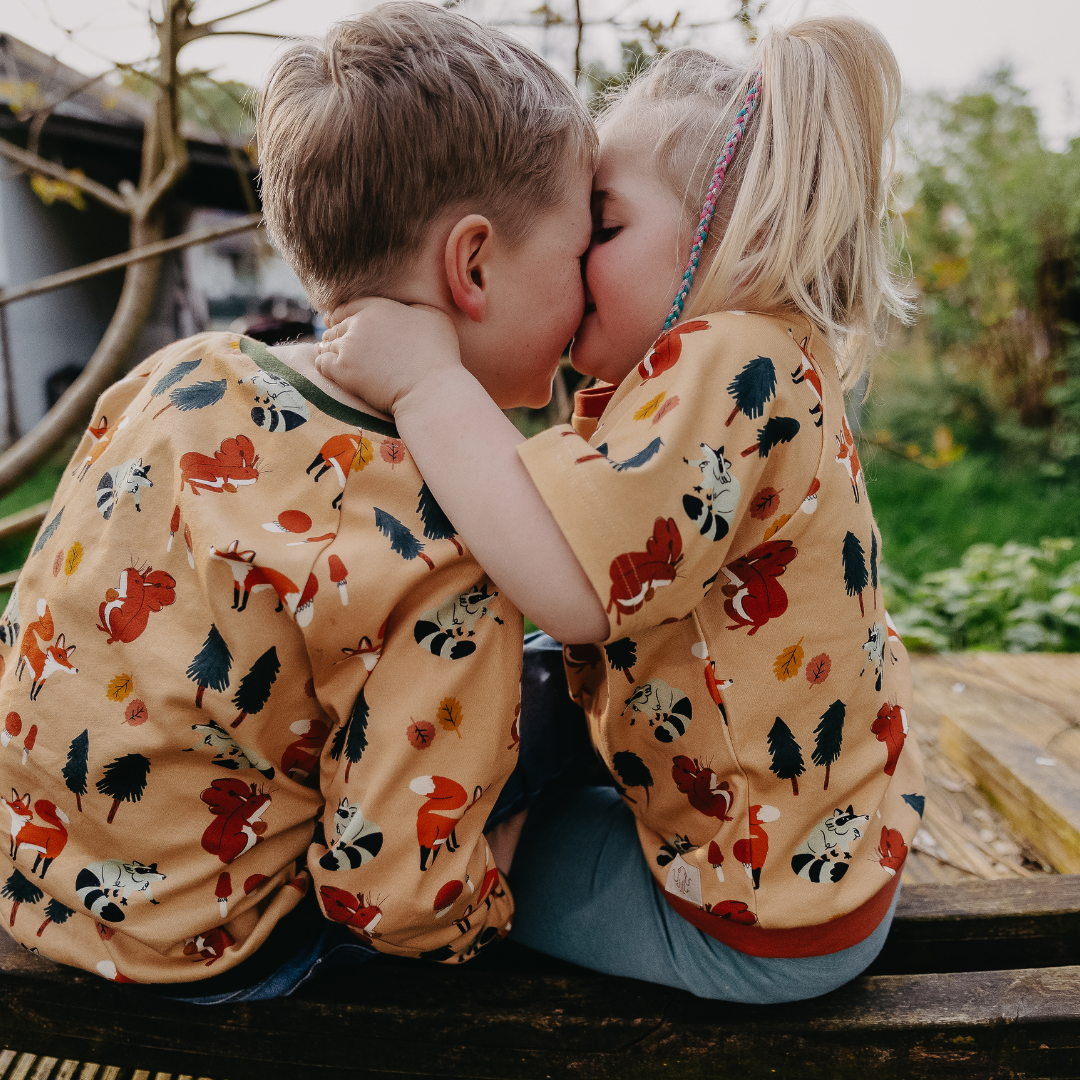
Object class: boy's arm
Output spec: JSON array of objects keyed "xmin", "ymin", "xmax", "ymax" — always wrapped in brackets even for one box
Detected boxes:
[{"xmin": 318, "ymin": 301, "xmax": 608, "ymax": 644}]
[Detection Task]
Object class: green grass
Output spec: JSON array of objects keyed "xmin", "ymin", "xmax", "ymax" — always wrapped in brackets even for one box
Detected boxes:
[
  {"xmin": 864, "ymin": 448, "xmax": 1080, "ymax": 581},
  {"xmin": 0, "ymin": 457, "xmax": 68, "ymax": 577}
]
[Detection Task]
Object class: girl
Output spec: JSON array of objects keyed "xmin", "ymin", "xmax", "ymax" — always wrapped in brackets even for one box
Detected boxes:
[{"xmin": 317, "ymin": 17, "xmax": 925, "ymax": 1003}]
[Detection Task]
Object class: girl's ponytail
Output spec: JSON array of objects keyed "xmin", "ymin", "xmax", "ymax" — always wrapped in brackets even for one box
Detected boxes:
[{"xmin": 605, "ymin": 18, "xmax": 911, "ymax": 387}]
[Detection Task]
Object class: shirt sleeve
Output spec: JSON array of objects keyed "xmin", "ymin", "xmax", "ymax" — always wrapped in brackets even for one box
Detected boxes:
[
  {"xmin": 306, "ymin": 550, "xmax": 519, "ymax": 962},
  {"xmin": 518, "ymin": 314, "xmax": 823, "ymax": 641}
]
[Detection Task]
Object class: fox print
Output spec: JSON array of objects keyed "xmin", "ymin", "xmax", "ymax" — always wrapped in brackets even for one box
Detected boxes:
[
  {"xmin": 75, "ymin": 858, "xmax": 166, "ymax": 922},
  {"xmin": 2, "ymin": 791, "xmax": 68, "ymax": 878},
  {"xmin": 622, "ymin": 679, "xmax": 692, "ymax": 742},
  {"xmin": 96, "ymin": 458, "xmax": 152, "ymax": 519},
  {"xmin": 414, "ymin": 583, "xmax": 502, "ymax": 660},
  {"xmin": 791, "ymin": 806, "xmax": 871, "ymax": 883},
  {"xmin": 682, "ymin": 444, "xmax": 741, "ymax": 542},
  {"xmin": 15, "ymin": 600, "xmax": 77, "ymax": 701},
  {"xmin": 318, "ymin": 797, "xmax": 384, "ymax": 871}
]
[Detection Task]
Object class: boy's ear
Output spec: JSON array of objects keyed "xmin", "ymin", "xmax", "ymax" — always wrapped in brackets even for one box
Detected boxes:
[{"xmin": 444, "ymin": 215, "xmax": 492, "ymax": 324}]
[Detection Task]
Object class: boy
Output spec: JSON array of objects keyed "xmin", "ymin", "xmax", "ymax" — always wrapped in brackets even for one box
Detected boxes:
[{"xmin": 0, "ymin": 1, "xmax": 595, "ymax": 990}]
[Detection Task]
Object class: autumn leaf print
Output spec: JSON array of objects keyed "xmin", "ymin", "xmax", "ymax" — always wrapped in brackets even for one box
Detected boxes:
[
  {"xmin": 437, "ymin": 697, "xmax": 464, "ymax": 738},
  {"xmin": 767, "ymin": 717, "xmax": 804, "ymax": 796},
  {"xmin": 144, "ymin": 358, "xmax": 200, "ymax": 411},
  {"xmin": 407, "ymin": 719, "xmax": 436, "ymax": 749},
  {"xmin": 124, "ymin": 699, "xmax": 148, "ymax": 726},
  {"xmin": 763, "ymin": 513, "xmax": 792, "ymax": 541},
  {"xmin": 380, "ymin": 437, "xmax": 406, "ymax": 468},
  {"xmin": 63, "ymin": 541, "xmax": 83, "ymax": 578},
  {"xmin": 812, "ymin": 700, "xmax": 845, "ymax": 790},
  {"xmin": 634, "ymin": 392, "xmax": 665, "ymax": 421},
  {"xmin": 806, "ymin": 653, "xmax": 831, "ymax": 685},
  {"xmin": 612, "ymin": 750, "xmax": 653, "ymax": 805},
  {"xmin": 106, "ymin": 674, "xmax": 134, "ymax": 702},
  {"xmin": 741, "ymin": 416, "xmax": 800, "ymax": 458},
  {"xmin": 653, "ymin": 396, "xmax": 679, "ymax": 424},
  {"xmin": 842, "ymin": 532, "xmax": 869, "ymax": 616},
  {"xmin": 351, "ymin": 435, "xmax": 375, "ymax": 472},
  {"xmin": 772, "ymin": 638, "xmax": 804, "ymax": 681},
  {"xmin": 749, "ymin": 487, "xmax": 781, "ymax": 520},
  {"xmin": 52, "ymin": 550, "xmax": 63, "ymax": 577},
  {"xmin": 726, "ymin": 356, "xmax": 776, "ymax": 425}
]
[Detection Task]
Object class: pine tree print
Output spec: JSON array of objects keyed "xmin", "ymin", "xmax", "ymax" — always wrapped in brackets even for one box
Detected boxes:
[
  {"xmin": 187, "ymin": 624, "xmax": 233, "ymax": 708},
  {"xmin": 329, "ymin": 689, "xmax": 370, "ymax": 783},
  {"xmin": 3, "ymin": 869, "xmax": 42, "ymax": 927},
  {"xmin": 605, "ymin": 638, "xmax": 638, "ymax": 683},
  {"xmin": 417, "ymin": 484, "xmax": 463, "ymax": 555},
  {"xmin": 811, "ymin": 699, "xmax": 846, "ymax": 790},
  {"xmin": 842, "ymin": 532, "xmax": 869, "ymax": 616},
  {"xmin": 231, "ymin": 647, "xmax": 279, "ymax": 728},
  {"xmin": 374, "ymin": 508, "xmax": 435, "ymax": 569},
  {"xmin": 97, "ymin": 753, "xmax": 151, "ymax": 822},
  {"xmin": 767, "ymin": 717, "xmax": 804, "ymax": 795},
  {"xmin": 741, "ymin": 417, "xmax": 801, "ymax": 458},
  {"xmin": 870, "ymin": 530, "xmax": 879, "ymax": 609},
  {"xmin": 612, "ymin": 750, "xmax": 653, "ymax": 805},
  {"xmin": 143, "ymin": 358, "xmax": 201, "ymax": 411},
  {"xmin": 726, "ymin": 356, "xmax": 776, "ymax": 425},
  {"xmin": 154, "ymin": 378, "xmax": 228, "ymax": 419},
  {"xmin": 62, "ymin": 729, "xmax": 89, "ymax": 811},
  {"xmin": 37, "ymin": 897, "xmax": 74, "ymax": 936}
]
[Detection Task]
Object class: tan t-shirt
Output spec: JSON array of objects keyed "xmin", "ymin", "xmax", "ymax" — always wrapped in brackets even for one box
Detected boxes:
[
  {"xmin": 519, "ymin": 312, "xmax": 924, "ymax": 957},
  {"xmin": 0, "ymin": 332, "xmax": 517, "ymax": 983}
]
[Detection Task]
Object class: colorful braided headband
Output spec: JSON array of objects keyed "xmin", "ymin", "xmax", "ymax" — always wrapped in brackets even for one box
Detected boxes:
[{"xmin": 663, "ymin": 65, "xmax": 764, "ymax": 332}]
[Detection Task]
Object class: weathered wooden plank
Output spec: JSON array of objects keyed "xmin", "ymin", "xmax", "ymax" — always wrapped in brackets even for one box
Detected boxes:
[
  {"xmin": 940, "ymin": 710, "xmax": 1080, "ymax": 873},
  {"xmin": 941, "ymin": 653, "xmax": 1080, "ymax": 726}
]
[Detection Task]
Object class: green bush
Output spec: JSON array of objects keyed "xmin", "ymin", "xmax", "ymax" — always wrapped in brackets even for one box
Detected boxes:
[{"xmin": 884, "ymin": 538, "xmax": 1080, "ymax": 652}]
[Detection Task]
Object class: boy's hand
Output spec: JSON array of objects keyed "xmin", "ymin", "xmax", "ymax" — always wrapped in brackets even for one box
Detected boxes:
[
  {"xmin": 317, "ymin": 298, "xmax": 462, "ymax": 416},
  {"xmin": 486, "ymin": 810, "xmax": 529, "ymax": 876}
]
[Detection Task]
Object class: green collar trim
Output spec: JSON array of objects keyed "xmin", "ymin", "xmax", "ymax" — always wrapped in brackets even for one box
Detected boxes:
[{"xmin": 239, "ymin": 336, "xmax": 399, "ymax": 437}]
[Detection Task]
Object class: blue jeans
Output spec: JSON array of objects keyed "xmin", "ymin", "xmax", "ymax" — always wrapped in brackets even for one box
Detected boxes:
[{"xmin": 507, "ymin": 785, "xmax": 899, "ymax": 1003}]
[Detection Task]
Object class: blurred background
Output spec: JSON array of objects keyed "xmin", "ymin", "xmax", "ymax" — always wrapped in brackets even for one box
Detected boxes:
[{"xmin": 2, "ymin": 0, "xmax": 1080, "ymax": 653}]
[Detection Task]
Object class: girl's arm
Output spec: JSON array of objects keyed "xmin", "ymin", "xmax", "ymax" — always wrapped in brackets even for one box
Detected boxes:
[{"xmin": 318, "ymin": 299, "xmax": 609, "ymax": 644}]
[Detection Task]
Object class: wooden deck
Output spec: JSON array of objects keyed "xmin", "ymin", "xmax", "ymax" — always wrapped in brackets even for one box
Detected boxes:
[{"xmin": 0, "ymin": 653, "xmax": 1078, "ymax": 1079}]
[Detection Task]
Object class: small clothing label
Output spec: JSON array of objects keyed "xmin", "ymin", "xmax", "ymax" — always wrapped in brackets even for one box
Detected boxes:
[{"xmin": 664, "ymin": 855, "xmax": 703, "ymax": 908}]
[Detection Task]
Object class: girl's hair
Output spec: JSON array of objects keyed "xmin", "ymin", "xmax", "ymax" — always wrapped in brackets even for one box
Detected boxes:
[{"xmin": 599, "ymin": 18, "xmax": 911, "ymax": 388}]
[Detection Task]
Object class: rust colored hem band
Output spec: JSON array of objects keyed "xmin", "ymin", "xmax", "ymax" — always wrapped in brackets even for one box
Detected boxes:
[
  {"xmin": 661, "ymin": 865, "xmax": 903, "ymax": 958},
  {"xmin": 573, "ymin": 384, "xmax": 617, "ymax": 419}
]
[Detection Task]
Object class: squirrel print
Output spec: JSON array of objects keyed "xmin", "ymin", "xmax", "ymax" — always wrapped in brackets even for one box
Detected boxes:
[{"xmin": 96, "ymin": 565, "xmax": 177, "ymax": 644}]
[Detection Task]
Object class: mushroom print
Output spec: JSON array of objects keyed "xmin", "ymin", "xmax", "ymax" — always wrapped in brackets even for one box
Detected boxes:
[
  {"xmin": 263, "ymin": 510, "xmax": 312, "ymax": 535},
  {"xmin": 434, "ymin": 879, "xmax": 463, "ymax": 918},
  {"xmin": 21, "ymin": 725, "xmax": 36, "ymax": 766},
  {"xmin": 329, "ymin": 556, "xmax": 349, "ymax": 605},
  {"xmin": 2, "ymin": 712, "xmax": 20, "ymax": 748},
  {"xmin": 216, "ymin": 871, "xmax": 232, "ymax": 917}
]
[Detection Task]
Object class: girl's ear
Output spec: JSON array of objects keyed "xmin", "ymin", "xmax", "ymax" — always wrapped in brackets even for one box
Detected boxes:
[{"xmin": 444, "ymin": 215, "xmax": 493, "ymax": 324}]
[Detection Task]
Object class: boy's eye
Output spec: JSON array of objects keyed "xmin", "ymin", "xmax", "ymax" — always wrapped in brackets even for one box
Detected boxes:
[{"xmin": 592, "ymin": 226, "xmax": 621, "ymax": 244}]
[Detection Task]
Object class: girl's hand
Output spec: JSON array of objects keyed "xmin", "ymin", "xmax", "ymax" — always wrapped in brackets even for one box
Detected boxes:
[{"xmin": 317, "ymin": 297, "xmax": 462, "ymax": 416}]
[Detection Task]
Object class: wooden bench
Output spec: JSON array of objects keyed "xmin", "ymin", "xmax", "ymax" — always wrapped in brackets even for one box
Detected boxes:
[{"xmin": 1, "ymin": 875, "xmax": 1078, "ymax": 1080}]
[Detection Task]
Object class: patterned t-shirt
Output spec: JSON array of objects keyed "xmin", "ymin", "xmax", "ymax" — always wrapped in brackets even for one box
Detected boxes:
[
  {"xmin": 0, "ymin": 332, "xmax": 518, "ymax": 984},
  {"xmin": 518, "ymin": 312, "xmax": 924, "ymax": 958}
]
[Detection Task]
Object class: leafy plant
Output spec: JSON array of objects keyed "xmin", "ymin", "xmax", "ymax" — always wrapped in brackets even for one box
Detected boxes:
[{"xmin": 884, "ymin": 538, "xmax": 1080, "ymax": 652}]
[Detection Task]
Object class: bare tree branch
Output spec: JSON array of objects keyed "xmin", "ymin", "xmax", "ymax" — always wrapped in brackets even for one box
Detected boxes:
[
  {"xmin": 0, "ymin": 139, "xmax": 131, "ymax": 214},
  {"xmin": 0, "ymin": 214, "xmax": 263, "ymax": 309},
  {"xmin": 190, "ymin": 0, "xmax": 280, "ymax": 30}
]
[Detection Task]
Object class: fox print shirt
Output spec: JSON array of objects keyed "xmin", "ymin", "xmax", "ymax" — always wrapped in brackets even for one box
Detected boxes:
[
  {"xmin": 518, "ymin": 312, "xmax": 924, "ymax": 957},
  {"xmin": 0, "ymin": 332, "xmax": 518, "ymax": 984}
]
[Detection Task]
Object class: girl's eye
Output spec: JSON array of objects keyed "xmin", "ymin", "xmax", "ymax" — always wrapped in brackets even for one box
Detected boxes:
[{"xmin": 592, "ymin": 226, "xmax": 621, "ymax": 244}]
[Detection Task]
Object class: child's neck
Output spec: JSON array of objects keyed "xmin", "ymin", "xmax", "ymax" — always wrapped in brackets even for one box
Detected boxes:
[{"xmin": 272, "ymin": 342, "xmax": 395, "ymax": 423}]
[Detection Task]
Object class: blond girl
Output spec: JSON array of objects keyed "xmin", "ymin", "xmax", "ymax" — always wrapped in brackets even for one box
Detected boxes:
[{"xmin": 318, "ymin": 17, "xmax": 924, "ymax": 1002}]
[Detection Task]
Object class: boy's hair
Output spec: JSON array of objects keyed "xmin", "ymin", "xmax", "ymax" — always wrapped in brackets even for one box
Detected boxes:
[
  {"xmin": 257, "ymin": 2, "xmax": 597, "ymax": 313},
  {"xmin": 600, "ymin": 18, "xmax": 911, "ymax": 387}
]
